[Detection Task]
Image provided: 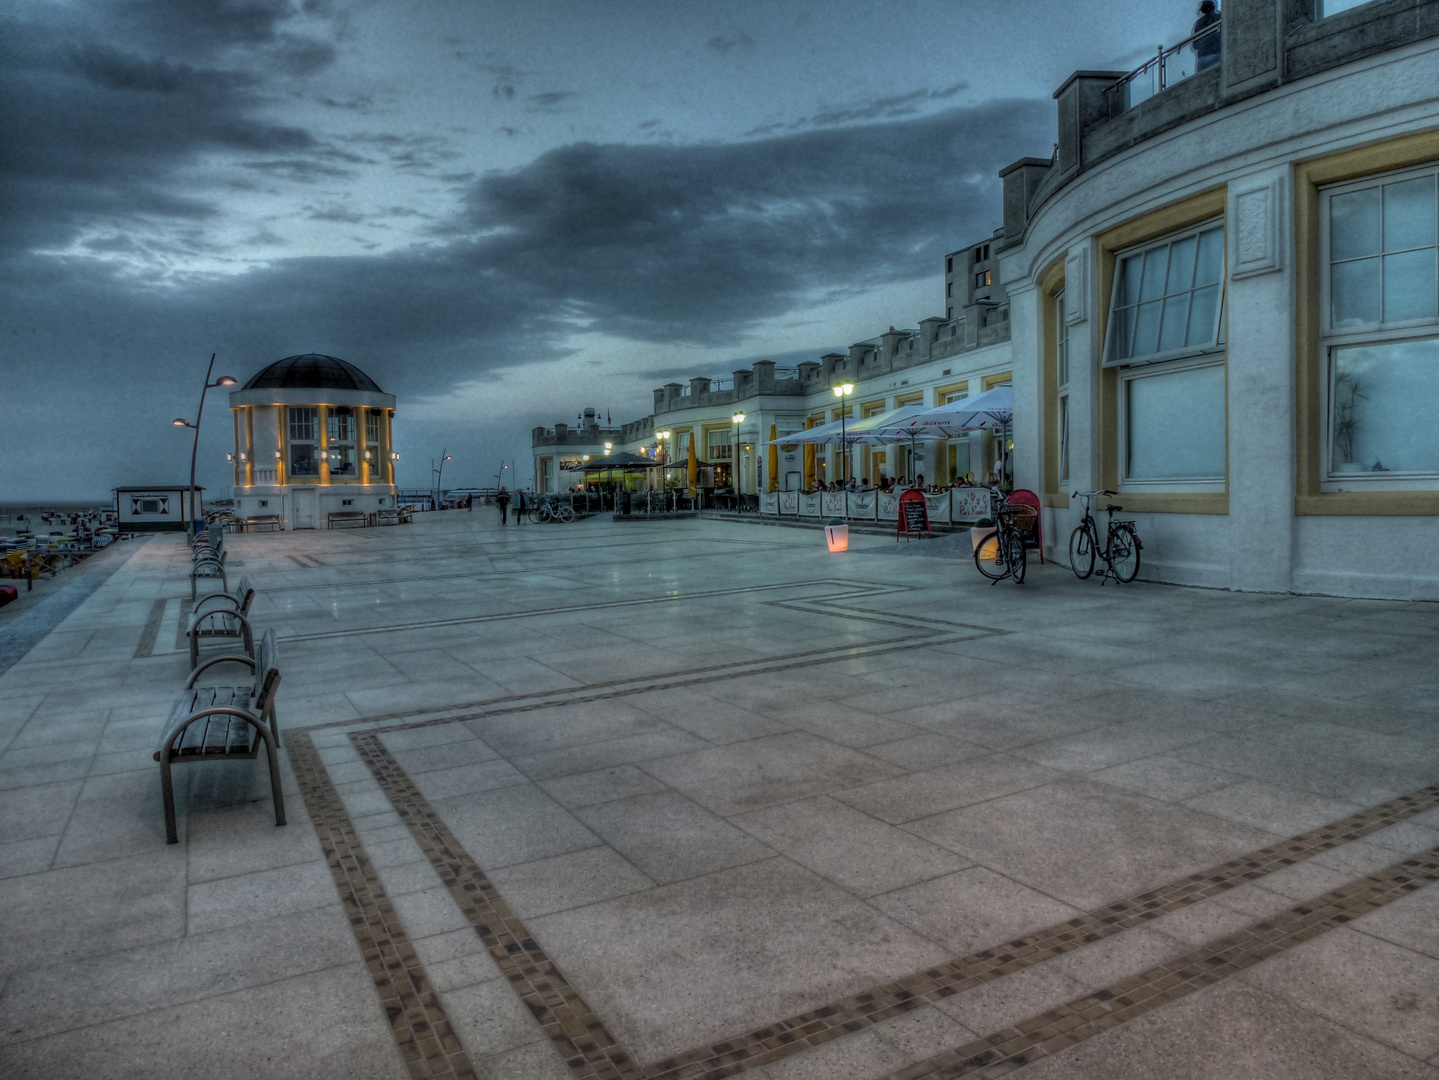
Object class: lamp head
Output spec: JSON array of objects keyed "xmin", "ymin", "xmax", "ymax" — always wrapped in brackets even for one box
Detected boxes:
[
  {"xmin": 732, "ymin": 411, "xmax": 745, "ymax": 424},
  {"xmin": 444, "ymin": 455, "xmax": 452, "ymax": 461},
  {"xmin": 215, "ymin": 376, "xmax": 237, "ymax": 387},
  {"xmin": 842, "ymin": 382, "xmax": 854, "ymax": 395}
]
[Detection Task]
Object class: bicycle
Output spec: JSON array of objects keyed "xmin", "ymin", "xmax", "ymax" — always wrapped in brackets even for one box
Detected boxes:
[
  {"xmin": 1068, "ymin": 490, "xmax": 1142, "ymax": 583},
  {"xmin": 973, "ymin": 486, "xmax": 1028, "ymax": 585},
  {"xmin": 527, "ymin": 497, "xmax": 575, "ymax": 524}
]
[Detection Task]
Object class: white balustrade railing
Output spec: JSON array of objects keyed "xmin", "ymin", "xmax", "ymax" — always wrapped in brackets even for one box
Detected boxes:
[{"xmin": 753, "ymin": 487, "xmax": 999, "ymax": 525}]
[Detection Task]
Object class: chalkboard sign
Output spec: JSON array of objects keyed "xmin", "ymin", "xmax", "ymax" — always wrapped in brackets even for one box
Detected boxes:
[{"xmin": 896, "ymin": 488, "xmax": 931, "ymax": 541}]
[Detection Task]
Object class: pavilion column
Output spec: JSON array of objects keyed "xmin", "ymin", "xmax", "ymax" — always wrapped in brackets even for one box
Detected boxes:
[{"xmin": 318, "ymin": 406, "xmax": 330, "ymax": 485}]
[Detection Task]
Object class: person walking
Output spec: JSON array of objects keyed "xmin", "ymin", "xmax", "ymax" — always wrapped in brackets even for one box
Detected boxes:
[
  {"xmin": 1193, "ymin": 1, "xmax": 1221, "ymax": 71},
  {"xmin": 496, "ymin": 487, "xmax": 511, "ymax": 524},
  {"xmin": 514, "ymin": 487, "xmax": 528, "ymax": 524}
]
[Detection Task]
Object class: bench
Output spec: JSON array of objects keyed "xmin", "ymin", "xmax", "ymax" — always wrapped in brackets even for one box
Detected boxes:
[
  {"xmin": 243, "ymin": 515, "xmax": 284, "ymax": 532},
  {"xmin": 327, "ymin": 511, "xmax": 368, "ymax": 529},
  {"xmin": 154, "ymin": 628, "xmax": 284, "ymax": 844},
  {"xmin": 188, "ymin": 577, "xmax": 257, "ymax": 668},
  {"xmin": 190, "ymin": 546, "xmax": 227, "ymax": 599},
  {"xmin": 376, "ymin": 509, "xmax": 400, "ymax": 526}
]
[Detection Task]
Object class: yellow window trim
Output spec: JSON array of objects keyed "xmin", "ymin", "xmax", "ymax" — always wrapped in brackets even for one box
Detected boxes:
[
  {"xmin": 1294, "ymin": 128, "xmax": 1439, "ymax": 517},
  {"xmin": 1095, "ymin": 186, "xmax": 1229, "ymax": 514},
  {"xmin": 894, "ymin": 391, "xmax": 924, "ymax": 407},
  {"xmin": 934, "ymin": 380, "xmax": 969, "ymax": 401},
  {"xmin": 860, "ymin": 399, "xmax": 887, "ymax": 417},
  {"xmin": 981, "ymin": 371, "xmax": 1012, "ymax": 391},
  {"xmin": 1039, "ymin": 255, "xmax": 1065, "ymax": 498}
]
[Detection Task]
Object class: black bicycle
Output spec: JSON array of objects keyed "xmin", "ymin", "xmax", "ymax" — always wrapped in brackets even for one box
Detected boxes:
[
  {"xmin": 973, "ymin": 486, "xmax": 1028, "ymax": 585},
  {"xmin": 1068, "ymin": 490, "xmax": 1141, "ymax": 583}
]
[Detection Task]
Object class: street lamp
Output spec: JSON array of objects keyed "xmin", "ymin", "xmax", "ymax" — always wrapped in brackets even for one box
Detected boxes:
[
  {"xmin": 833, "ymin": 382, "xmax": 854, "ymax": 486},
  {"xmin": 731, "ymin": 411, "xmax": 745, "ymax": 499},
  {"xmin": 432, "ymin": 451, "xmax": 452, "ymax": 508},
  {"xmin": 171, "ymin": 353, "xmax": 237, "ymax": 535}
]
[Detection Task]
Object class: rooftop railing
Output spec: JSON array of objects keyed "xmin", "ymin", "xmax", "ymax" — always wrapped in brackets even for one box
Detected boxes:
[{"xmin": 1106, "ymin": 22, "xmax": 1221, "ymax": 113}]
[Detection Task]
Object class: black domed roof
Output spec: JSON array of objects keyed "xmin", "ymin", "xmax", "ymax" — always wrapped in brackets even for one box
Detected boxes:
[{"xmin": 242, "ymin": 354, "xmax": 383, "ymax": 392}]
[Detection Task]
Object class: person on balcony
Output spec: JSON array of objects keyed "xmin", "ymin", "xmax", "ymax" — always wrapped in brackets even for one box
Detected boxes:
[{"xmin": 1193, "ymin": 1, "xmax": 1221, "ymax": 71}]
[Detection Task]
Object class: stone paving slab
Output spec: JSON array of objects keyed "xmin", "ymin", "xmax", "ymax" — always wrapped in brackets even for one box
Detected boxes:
[{"xmin": 0, "ymin": 512, "xmax": 1436, "ymax": 1079}]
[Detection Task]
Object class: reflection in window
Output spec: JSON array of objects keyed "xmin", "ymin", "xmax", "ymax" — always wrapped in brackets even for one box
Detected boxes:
[
  {"xmin": 1125, "ymin": 364, "xmax": 1226, "ymax": 481},
  {"xmin": 1330, "ymin": 340, "xmax": 1439, "ymax": 475},
  {"xmin": 1324, "ymin": 165, "xmax": 1439, "ymax": 484}
]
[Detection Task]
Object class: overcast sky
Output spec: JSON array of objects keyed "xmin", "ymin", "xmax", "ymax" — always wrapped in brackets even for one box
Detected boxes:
[{"xmin": 1, "ymin": 0, "xmax": 1197, "ymax": 501}]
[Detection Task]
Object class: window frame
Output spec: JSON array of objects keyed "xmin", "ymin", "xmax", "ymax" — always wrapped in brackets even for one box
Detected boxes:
[
  {"xmin": 1103, "ymin": 218, "xmax": 1227, "ymax": 369},
  {"xmin": 1117, "ymin": 355, "xmax": 1228, "ymax": 492},
  {"xmin": 1318, "ymin": 161, "xmax": 1439, "ymax": 491}
]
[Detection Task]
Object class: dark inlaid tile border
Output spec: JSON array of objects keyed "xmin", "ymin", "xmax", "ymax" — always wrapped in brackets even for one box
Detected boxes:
[
  {"xmin": 643, "ymin": 782, "xmax": 1439, "ymax": 1079},
  {"xmin": 886, "ymin": 847, "xmax": 1439, "ymax": 1080},
  {"xmin": 352, "ymin": 732, "xmax": 641, "ymax": 1080},
  {"xmin": 132, "ymin": 597, "xmax": 166, "ymax": 659},
  {"xmin": 343, "ymin": 722, "xmax": 1438, "ymax": 1080},
  {"xmin": 302, "ymin": 587, "xmax": 1004, "ymax": 736},
  {"xmin": 288, "ymin": 733, "xmax": 477, "ymax": 1080}
]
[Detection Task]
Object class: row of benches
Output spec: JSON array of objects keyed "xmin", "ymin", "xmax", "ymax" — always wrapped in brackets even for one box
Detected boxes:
[{"xmin": 159, "ymin": 532, "xmax": 285, "ymax": 844}]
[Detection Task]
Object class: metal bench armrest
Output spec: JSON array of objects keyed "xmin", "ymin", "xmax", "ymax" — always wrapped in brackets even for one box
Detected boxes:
[
  {"xmin": 188, "ymin": 653, "xmax": 257, "ymax": 686},
  {"xmin": 188, "ymin": 607, "xmax": 252, "ymax": 637}
]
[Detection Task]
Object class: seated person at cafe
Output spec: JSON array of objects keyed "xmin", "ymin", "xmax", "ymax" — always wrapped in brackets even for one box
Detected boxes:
[
  {"xmin": 878, "ymin": 476, "xmax": 892, "ymax": 492},
  {"xmin": 914, "ymin": 474, "xmax": 925, "ymax": 491},
  {"xmin": 858, "ymin": 477, "xmax": 872, "ymax": 491}
]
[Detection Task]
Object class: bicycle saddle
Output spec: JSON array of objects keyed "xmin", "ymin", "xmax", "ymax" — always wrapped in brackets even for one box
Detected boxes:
[{"xmin": 1104, "ymin": 504, "xmax": 1122, "ymax": 513}]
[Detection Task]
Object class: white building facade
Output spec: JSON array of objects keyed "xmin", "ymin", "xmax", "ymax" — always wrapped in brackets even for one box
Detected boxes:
[{"xmin": 1000, "ymin": 0, "xmax": 1439, "ymax": 600}]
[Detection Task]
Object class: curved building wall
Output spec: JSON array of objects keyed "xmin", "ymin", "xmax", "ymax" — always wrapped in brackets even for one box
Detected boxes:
[{"xmin": 1005, "ymin": 23, "xmax": 1439, "ymax": 599}]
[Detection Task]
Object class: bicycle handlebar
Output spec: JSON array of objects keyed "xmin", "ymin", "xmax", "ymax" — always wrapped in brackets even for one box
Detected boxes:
[{"xmin": 1071, "ymin": 489, "xmax": 1115, "ymax": 499}]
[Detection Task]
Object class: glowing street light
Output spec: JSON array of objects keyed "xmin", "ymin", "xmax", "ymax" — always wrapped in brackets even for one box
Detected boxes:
[
  {"xmin": 730, "ymin": 412, "xmax": 745, "ymax": 498},
  {"xmin": 833, "ymin": 382, "xmax": 855, "ymax": 484}
]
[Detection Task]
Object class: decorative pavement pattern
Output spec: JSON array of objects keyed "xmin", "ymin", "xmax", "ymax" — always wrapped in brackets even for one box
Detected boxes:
[
  {"xmin": 290, "ymin": 736, "xmax": 476, "ymax": 1080},
  {"xmin": 310, "ymin": 720, "xmax": 1439, "ymax": 1080}
]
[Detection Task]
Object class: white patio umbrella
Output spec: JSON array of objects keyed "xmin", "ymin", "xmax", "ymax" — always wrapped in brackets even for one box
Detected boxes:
[
  {"xmin": 901, "ymin": 385, "xmax": 1014, "ymax": 482},
  {"xmin": 901, "ymin": 385, "xmax": 1013, "ymax": 434}
]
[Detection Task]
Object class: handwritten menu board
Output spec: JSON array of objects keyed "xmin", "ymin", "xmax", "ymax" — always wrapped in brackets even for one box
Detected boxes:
[{"xmin": 897, "ymin": 489, "xmax": 931, "ymax": 540}]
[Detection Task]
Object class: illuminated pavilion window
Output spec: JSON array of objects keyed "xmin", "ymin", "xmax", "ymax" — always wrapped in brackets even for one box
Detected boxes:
[
  {"xmin": 328, "ymin": 407, "xmax": 356, "ymax": 476},
  {"xmin": 288, "ymin": 407, "xmax": 319, "ymax": 476}
]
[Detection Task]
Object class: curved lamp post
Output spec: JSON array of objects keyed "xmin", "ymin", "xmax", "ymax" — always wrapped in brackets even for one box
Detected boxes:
[
  {"xmin": 432, "ymin": 451, "xmax": 452, "ymax": 508},
  {"xmin": 832, "ymin": 382, "xmax": 854, "ymax": 485},
  {"xmin": 172, "ymin": 353, "xmax": 236, "ymax": 535}
]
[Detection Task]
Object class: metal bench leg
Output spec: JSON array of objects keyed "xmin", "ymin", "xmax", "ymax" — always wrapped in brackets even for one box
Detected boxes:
[
  {"xmin": 257, "ymin": 727, "xmax": 287, "ymax": 828},
  {"xmin": 159, "ymin": 753, "xmax": 179, "ymax": 844}
]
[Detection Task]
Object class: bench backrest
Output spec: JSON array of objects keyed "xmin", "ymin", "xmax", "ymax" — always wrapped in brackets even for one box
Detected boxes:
[
  {"xmin": 234, "ymin": 576, "xmax": 255, "ymax": 615},
  {"xmin": 254, "ymin": 627, "xmax": 281, "ymax": 712}
]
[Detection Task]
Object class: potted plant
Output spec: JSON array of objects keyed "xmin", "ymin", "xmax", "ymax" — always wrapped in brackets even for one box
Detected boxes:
[{"xmin": 970, "ymin": 516, "xmax": 996, "ymax": 552}]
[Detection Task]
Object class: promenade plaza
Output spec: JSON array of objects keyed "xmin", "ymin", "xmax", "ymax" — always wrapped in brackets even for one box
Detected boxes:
[{"xmin": 0, "ymin": 512, "xmax": 1436, "ymax": 1079}]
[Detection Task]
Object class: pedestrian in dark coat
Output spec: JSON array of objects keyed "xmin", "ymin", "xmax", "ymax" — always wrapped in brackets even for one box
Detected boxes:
[
  {"xmin": 515, "ymin": 488, "xmax": 527, "ymax": 524},
  {"xmin": 496, "ymin": 487, "xmax": 511, "ymax": 524},
  {"xmin": 1193, "ymin": 1, "xmax": 1221, "ymax": 70}
]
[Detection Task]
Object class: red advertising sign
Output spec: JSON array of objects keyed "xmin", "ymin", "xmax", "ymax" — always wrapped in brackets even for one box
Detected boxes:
[{"xmin": 896, "ymin": 488, "xmax": 931, "ymax": 541}]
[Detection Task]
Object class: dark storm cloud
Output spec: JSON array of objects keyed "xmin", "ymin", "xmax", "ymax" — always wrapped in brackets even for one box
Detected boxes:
[
  {"xmin": 527, "ymin": 91, "xmax": 579, "ymax": 112},
  {"xmin": 707, "ymin": 31, "xmax": 755, "ymax": 55},
  {"xmin": 458, "ymin": 99, "xmax": 1046, "ymax": 344},
  {"xmin": 4, "ymin": 98, "xmax": 1050, "ymax": 408},
  {"xmin": 0, "ymin": 1, "xmax": 340, "ymax": 254}
]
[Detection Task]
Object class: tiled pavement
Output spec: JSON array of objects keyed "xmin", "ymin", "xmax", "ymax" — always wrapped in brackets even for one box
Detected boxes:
[{"xmin": 1, "ymin": 512, "xmax": 1437, "ymax": 1079}]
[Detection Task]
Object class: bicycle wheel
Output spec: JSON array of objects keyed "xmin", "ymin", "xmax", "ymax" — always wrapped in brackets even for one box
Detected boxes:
[
  {"xmin": 555, "ymin": 504, "xmax": 575, "ymax": 523},
  {"xmin": 1006, "ymin": 532, "xmax": 1027, "ymax": 585},
  {"xmin": 1109, "ymin": 524, "xmax": 1141, "ymax": 583},
  {"xmin": 973, "ymin": 531, "xmax": 1007, "ymax": 580},
  {"xmin": 1068, "ymin": 524, "xmax": 1095, "ymax": 580}
]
